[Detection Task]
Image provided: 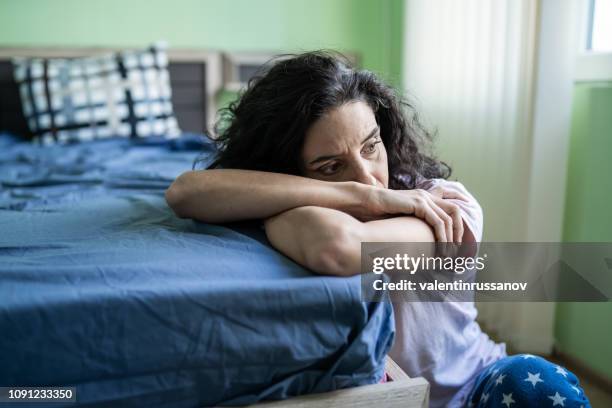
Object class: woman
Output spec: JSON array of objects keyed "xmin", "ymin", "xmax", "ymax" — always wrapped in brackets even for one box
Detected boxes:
[{"xmin": 165, "ymin": 52, "xmax": 591, "ymax": 408}]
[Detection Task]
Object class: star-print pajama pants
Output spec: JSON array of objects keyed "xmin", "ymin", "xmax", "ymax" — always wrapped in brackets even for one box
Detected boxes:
[{"xmin": 465, "ymin": 354, "xmax": 592, "ymax": 407}]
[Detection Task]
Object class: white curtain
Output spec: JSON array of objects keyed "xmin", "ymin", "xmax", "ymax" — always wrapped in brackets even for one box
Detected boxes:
[
  {"xmin": 402, "ymin": 0, "xmax": 578, "ymax": 354},
  {"xmin": 403, "ymin": 0, "xmax": 538, "ymax": 242}
]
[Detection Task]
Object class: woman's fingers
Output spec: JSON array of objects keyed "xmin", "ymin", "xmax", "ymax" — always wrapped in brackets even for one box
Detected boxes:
[
  {"xmin": 433, "ymin": 197, "xmax": 464, "ymax": 243},
  {"xmin": 411, "ymin": 191, "xmax": 449, "ymax": 242},
  {"xmin": 411, "ymin": 190, "xmax": 464, "ymax": 243},
  {"xmin": 384, "ymin": 188, "xmax": 464, "ymax": 243},
  {"xmin": 429, "ymin": 186, "xmax": 469, "ymax": 202},
  {"xmin": 426, "ymin": 187, "xmax": 466, "ymax": 243},
  {"xmin": 417, "ymin": 202, "xmax": 448, "ymax": 242},
  {"xmin": 425, "ymin": 196, "xmax": 452, "ymax": 242}
]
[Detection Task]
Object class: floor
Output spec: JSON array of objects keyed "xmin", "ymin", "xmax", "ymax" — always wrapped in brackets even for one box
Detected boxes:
[{"xmin": 579, "ymin": 376, "xmax": 612, "ymax": 408}]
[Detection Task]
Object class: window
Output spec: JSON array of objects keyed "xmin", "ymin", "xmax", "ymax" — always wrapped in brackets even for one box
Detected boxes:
[{"xmin": 587, "ymin": 0, "xmax": 612, "ymax": 52}]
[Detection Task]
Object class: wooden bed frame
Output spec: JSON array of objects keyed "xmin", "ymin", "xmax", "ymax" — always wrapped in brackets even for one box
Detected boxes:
[
  {"xmin": 250, "ymin": 358, "xmax": 429, "ymax": 408},
  {"xmin": 0, "ymin": 46, "xmax": 430, "ymax": 408}
]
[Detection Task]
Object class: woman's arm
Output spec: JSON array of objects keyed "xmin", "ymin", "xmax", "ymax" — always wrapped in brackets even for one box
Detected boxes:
[
  {"xmin": 264, "ymin": 206, "xmax": 435, "ymax": 277},
  {"xmin": 264, "ymin": 178, "xmax": 482, "ymax": 276},
  {"xmin": 165, "ymin": 169, "xmax": 371, "ymax": 223},
  {"xmin": 166, "ymin": 169, "xmax": 462, "ymax": 241}
]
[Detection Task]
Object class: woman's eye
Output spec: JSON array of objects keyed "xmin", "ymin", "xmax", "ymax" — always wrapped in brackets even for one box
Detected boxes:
[
  {"xmin": 363, "ymin": 140, "xmax": 381, "ymax": 155},
  {"xmin": 319, "ymin": 162, "xmax": 341, "ymax": 175}
]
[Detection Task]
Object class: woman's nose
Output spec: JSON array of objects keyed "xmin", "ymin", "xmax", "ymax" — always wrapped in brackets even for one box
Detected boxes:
[{"xmin": 352, "ymin": 162, "xmax": 377, "ymax": 186}]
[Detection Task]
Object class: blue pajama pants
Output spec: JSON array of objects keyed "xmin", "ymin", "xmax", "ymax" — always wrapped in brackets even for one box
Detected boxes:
[{"xmin": 465, "ymin": 354, "xmax": 592, "ymax": 407}]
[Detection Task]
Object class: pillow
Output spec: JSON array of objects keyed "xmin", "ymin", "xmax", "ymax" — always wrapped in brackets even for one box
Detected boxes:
[{"xmin": 13, "ymin": 44, "xmax": 180, "ymax": 144}]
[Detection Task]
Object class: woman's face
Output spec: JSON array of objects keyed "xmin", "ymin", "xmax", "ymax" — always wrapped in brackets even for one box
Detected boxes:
[{"xmin": 301, "ymin": 101, "xmax": 389, "ymax": 188}]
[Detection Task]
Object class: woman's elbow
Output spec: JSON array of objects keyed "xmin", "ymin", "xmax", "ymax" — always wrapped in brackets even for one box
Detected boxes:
[
  {"xmin": 307, "ymin": 224, "xmax": 362, "ymax": 277},
  {"xmin": 310, "ymin": 245, "xmax": 352, "ymax": 276},
  {"xmin": 165, "ymin": 173, "xmax": 192, "ymax": 218},
  {"xmin": 266, "ymin": 206, "xmax": 362, "ymax": 276}
]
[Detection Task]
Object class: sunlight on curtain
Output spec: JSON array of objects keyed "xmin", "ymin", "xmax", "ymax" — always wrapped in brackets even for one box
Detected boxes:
[
  {"xmin": 402, "ymin": 0, "xmax": 545, "ymax": 352},
  {"xmin": 403, "ymin": 0, "xmax": 538, "ymax": 242}
]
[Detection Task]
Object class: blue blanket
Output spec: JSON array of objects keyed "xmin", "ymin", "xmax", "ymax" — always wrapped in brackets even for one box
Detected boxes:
[{"xmin": 0, "ymin": 133, "xmax": 394, "ymax": 407}]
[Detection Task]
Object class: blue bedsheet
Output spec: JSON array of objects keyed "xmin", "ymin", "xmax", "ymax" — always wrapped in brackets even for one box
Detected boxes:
[{"xmin": 0, "ymin": 133, "xmax": 394, "ymax": 407}]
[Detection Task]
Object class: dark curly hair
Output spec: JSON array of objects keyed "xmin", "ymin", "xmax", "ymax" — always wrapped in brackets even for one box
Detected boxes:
[{"xmin": 203, "ymin": 51, "xmax": 450, "ymax": 189}]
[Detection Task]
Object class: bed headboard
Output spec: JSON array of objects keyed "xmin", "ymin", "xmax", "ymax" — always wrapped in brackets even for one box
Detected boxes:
[{"xmin": 0, "ymin": 47, "xmax": 223, "ymax": 138}]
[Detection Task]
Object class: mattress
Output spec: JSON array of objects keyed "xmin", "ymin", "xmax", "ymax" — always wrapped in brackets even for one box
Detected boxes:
[{"xmin": 0, "ymin": 133, "xmax": 394, "ymax": 407}]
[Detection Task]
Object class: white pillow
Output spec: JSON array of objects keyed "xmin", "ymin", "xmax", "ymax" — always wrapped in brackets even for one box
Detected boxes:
[{"xmin": 13, "ymin": 43, "xmax": 180, "ymax": 144}]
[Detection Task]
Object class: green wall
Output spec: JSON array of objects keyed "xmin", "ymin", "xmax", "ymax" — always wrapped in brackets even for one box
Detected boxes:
[
  {"xmin": 555, "ymin": 82, "xmax": 612, "ymax": 381},
  {"xmin": 0, "ymin": 0, "xmax": 404, "ymax": 87}
]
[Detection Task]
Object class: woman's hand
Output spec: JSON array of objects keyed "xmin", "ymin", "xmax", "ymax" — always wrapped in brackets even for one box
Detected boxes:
[
  {"xmin": 428, "ymin": 185, "xmax": 469, "ymax": 243},
  {"xmin": 364, "ymin": 186, "xmax": 468, "ymax": 243}
]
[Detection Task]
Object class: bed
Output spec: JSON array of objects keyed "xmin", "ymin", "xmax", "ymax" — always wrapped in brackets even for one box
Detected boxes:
[{"xmin": 0, "ymin": 47, "xmax": 429, "ymax": 407}]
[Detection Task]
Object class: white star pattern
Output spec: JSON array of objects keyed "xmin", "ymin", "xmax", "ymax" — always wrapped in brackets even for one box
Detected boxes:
[
  {"xmin": 548, "ymin": 391, "xmax": 567, "ymax": 406},
  {"xmin": 571, "ymin": 385, "xmax": 581, "ymax": 394},
  {"xmin": 548, "ymin": 392, "xmax": 567, "ymax": 407},
  {"xmin": 495, "ymin": 373, "xmax": 506, "ymax": 386},
  {"xmin": 522, "ymin": 354, "xmax": 536, "ymax": 359},
  {"xmin": 480, "ymin": 392, "xmax": 490, "ymax": 403},
  {"xmin": 555, "ymin": 365, "xmax": 569, "ymax": 378},
  {"xmin": 524, "ymin": 371, "xmax": 544, "ymax": 387},
  {"xmin": 501, "ymin": 392, "xmax": 516, "ymax": 407}
]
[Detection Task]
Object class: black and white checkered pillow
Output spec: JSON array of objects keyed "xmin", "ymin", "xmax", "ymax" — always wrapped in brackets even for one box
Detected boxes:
[{"xmin": 13, "ymin": 44, "xmax": 180, "ymax": 144}]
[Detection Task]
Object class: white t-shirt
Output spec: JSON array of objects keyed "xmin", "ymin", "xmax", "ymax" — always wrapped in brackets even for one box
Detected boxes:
[{"xmin": 388, "ymin": 178, "xmax": 507, "ymax": 408}]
